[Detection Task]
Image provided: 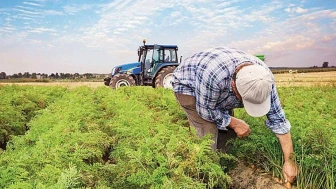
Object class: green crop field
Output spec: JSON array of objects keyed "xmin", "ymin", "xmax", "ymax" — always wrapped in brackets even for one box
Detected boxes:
[{"xmin": 0, "ymin": 85, "xmax": 335, "ymax": 189}]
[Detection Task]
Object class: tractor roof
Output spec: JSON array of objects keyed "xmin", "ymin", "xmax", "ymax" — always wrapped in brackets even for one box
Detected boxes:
[{"xmin": 145, "ymin": 45, "xmax": 178, "ymax": 49}]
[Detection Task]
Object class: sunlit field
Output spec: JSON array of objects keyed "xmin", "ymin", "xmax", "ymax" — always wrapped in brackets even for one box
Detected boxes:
[
  {"xmin": 274, "ymin": 71, "xmax": 336, "ymax": 87},
  {"xmin": 0, "ymin": 71, "xmax": 335, "ymax": 188},
  {"xmin": 1, "ymin": 71, "xmax": 336, "ymax": 88}
]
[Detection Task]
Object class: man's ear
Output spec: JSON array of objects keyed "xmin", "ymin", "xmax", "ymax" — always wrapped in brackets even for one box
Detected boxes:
[
  {"xmin": 231, "ymin": 80, "xmax": 242, "ymax": 100},
  {"xmin": 231, "ymin": 80, "xmax": 236, "ymax": 92}
]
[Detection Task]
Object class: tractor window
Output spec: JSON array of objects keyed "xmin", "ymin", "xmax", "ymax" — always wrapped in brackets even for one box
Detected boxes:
[
  {"xmin": 144, "ymin": 49, "xmax": 153, "ymax": 72},
  {"xmin": 164, "ymin": 49, "xmax": 177, "ymax": 62},
  {"xmin": 153, "ymin": 48, "xmax": 163, "ymax": 63}
]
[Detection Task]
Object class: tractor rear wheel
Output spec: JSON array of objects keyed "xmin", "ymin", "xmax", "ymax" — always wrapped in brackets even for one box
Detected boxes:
[
  {"xmin": 155, "ymin": 66, "xmax": 176, "ymax": 89},
  {"xmin": 109, "ymin": 74, "xmax": 136, "ymax": 89}
]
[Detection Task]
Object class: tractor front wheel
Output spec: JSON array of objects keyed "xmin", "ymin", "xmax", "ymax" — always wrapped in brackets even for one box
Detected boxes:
[
  {"xmin": 155, "ymin": 66, "xmax": 176, "ymax": 89},
  {"xmin": 109, "ymin": 74, "xmax": 136, "ymax": 89},
  {"xmin": 104, "ymin": 77, "xmax": 111, "ymax": 86}
]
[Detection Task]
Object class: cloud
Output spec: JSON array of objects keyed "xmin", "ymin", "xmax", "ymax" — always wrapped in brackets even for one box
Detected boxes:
[
  {"xmin": 0, "ymin": 26, "xmax": 16, "ymax": 33},
  {"xmin": 284, "ymin": 6, "xmax": 308, "ymax": 14},
  {"xmin": 28, "ymin": 39, "xmax": 43, "ymax": 44},
  {"xmin": 227, "ymin": 7, "xmax": 336, "ymax": 65},
  {"xmin": 31, "ymin": 0, "xmax": 46, "ymax": 2},
  {"xmin": 44, "ymin": 10, "xmax": 63, "ymax": 16},
  {"xmin": 23, "ymin": 1, "xmax": 44, "ymax": 7},
  {"xmin": 14, "ymin": 8, "xmax": 40, "ymax": 15},
  {"xmin": 295, "ymin": 7, "xmax": 308, "ymax": 14},
  {"xmin": 69, "ymin": 0, "xmax": 166, "ymax": 49},
  {"xmin": 285, "ymin": 8, "xmax": 291, "ymax": 13},
  {"xmin": 21, "ymin": 17, "xmax": 35, "ymax": 20},
  {"xmin": 59, "ymin": 0, "xmax": 319, "ymax": 60},
  {"xmin": 263, "ymin": 35, "xmax": 315, "ymax": 51},
  {"xmin": 242, "ymin": 1, "xmax": 283, "ymax": 23},
  {"xmin": 63, "ymin": 4, "xmax": 93, "ymax": 15},
  {"xmin": 28, "ymin": 27, "xmax": 56, "ymax": 33},
  {"xmin": 331, "ymin": 11, "xmax": 336, "ymax": 17}
]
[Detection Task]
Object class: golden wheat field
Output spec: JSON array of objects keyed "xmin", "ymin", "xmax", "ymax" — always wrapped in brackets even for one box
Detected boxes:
[{"xmin": 274, "ymin": 71, "xmax": 336, "ymax": 87}]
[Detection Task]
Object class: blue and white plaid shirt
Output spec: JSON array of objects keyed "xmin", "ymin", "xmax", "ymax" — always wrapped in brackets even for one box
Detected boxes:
[{"xmin": 172, "ymin": 47, "xmax": 291, "ymax": 134}]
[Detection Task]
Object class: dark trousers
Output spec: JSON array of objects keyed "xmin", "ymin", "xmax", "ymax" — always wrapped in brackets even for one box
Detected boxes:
[{"xmin": 174, "ymin": 93, "xmax": 237, "ymax": 151}]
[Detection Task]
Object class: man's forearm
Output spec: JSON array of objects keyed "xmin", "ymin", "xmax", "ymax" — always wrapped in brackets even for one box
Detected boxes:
[
  {"xmin": 276, "ymin": 132, "xmax": 297, "ymax": 183},
  {"xmin": 276, "ymin": 132, "xmax": 294, "ymax": 161}
]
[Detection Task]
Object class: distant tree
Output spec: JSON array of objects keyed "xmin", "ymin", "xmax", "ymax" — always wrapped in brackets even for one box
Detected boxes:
[
  {"xmin": 31, "ymin": 73, "xmax": 37, "ymax": 79},
  {"xmin": 12, "ymin": 74, "xmax": 18, "ymax": 78},
  {"xmin": 74, "ymin": 73, "xmax": 80, "ymax": 78},
  {"xmin": 59, "ymin": 73, "xmax": 65, "ymax": 79},
  {"xmin": 17, "ymin": 72, "xmax": 23, "ymax": 78},
  {"xmin": 55, "ymin": 73, "xmax": 59, "ymax": 79},
  {"xmin": 64, "ymin": 73, "xmax": 72, "ymax": 79},
  {"xmin": 49, "ymin": 73, "xmax": 55, "ymax": 79},
  {"xmin": 42, "ymin": 73, "xmax": 48, "ymax": 78},
  {"xmin": 322, "ymin": 62, "xmax": 329, "ymax": 68},
  {"xmin": 0, "ymin": 72, "xmax": 6, "ymax": 79},
  {"xmin": 23, "ymin": 72, "xmax": 30, "ymax": 78},
  {"xmin": 83, "ymin": 73, "xmax": 93, "ymax": 79}
]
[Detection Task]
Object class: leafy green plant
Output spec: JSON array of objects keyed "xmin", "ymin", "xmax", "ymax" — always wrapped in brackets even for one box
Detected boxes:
[{"xmin": 0, "ymin": 85, "xmax": 67, "ymax": 148}]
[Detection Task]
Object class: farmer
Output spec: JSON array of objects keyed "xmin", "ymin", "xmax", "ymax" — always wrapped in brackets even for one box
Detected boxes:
[{"xmin": 171, "ymin": 46, "xmax": 297, "ymax": 183}]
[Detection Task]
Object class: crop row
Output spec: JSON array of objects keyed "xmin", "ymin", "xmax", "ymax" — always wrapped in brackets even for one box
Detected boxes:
[
  {"xmin": 0, "ymin": 85, "xmax": 67, "ymax": 149},
  {"xmin": 0, "ymin": 86, "xmax": 231, "ymax": 189}
]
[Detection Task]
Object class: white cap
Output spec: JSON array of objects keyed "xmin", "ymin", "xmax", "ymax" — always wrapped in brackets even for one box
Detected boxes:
[{"xmin": 236, "ymin": 64, "xmax": 272, "ymax": 117}]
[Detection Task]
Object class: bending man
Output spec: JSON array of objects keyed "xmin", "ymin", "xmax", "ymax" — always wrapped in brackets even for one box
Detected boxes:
[{"xmin": 172, "ymin": 46, "xmax": 297, "ymax": 183}]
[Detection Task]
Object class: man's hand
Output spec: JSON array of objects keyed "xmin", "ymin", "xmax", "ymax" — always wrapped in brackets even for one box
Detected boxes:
[
  {"xmin": 283, "ymin": 160, "xmax": 298, "ymax": 183},
  {"xmin": 228, "ymin": 117, "xmax": 251, "ymax": 138},
  {"xmin": 276, "ymin": 132, "xmax": 298, "ymax": 184}
]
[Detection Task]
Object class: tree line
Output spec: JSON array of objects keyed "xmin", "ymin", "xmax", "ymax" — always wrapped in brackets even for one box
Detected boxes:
[
  {"xmin": 0, "ymin": 62, "xmax": 332, "ymax": 80},
  {"xmin": 0, "ymin": 72, "xmax": 104, "ymax": 80}
]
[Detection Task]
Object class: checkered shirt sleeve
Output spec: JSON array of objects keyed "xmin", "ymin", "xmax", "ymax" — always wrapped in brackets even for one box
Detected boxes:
[{"xmin": 266, "ymin": 84, "xmax": 291, "ymax": 134}]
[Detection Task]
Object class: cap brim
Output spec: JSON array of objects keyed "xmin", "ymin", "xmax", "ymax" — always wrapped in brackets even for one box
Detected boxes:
[{"xmin": 242, "ymin": 95, "xmax": 271, "ymax": 117}]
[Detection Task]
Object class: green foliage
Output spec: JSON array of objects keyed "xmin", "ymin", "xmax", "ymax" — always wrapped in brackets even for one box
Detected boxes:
[
  {"xmin": 1, "ymin": 85, "xmax": 334, "ymax": 189},
  {"xmin": 0, "ymin": 86, "xmax": 232, "ymax": 188},
  {"xmin": 96, "ymin": 87, "xmax": 231, "ymax": 188},
  {"xmin": 231, "ymin": 86, "xmax": 336, "ymax": 189},
  {"xmin": 0, "ymin": 85, "xmax": 67, "ymax": 146}
]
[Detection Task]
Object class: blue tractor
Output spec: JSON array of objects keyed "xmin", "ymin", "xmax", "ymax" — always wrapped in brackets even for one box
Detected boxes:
[{"xmin": 104, "ymin": 39, "xmax": 181, "ymax": 89}]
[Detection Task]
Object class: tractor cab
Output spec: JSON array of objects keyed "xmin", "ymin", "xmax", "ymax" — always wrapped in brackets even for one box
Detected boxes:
[{"xmin": 138, "ymin": 42, "xmax": 179, "ymax": 86}]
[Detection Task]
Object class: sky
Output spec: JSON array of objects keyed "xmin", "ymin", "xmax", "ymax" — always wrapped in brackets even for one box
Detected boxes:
[{"xmin": 0, "ymin": 0, "xmax": 335, "ymax": 75}]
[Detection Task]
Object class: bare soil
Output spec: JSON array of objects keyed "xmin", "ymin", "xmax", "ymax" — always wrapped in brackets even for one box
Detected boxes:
[{"xmin": 228, "ymin": 162, "xmax": 295, "ymax": 189}]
